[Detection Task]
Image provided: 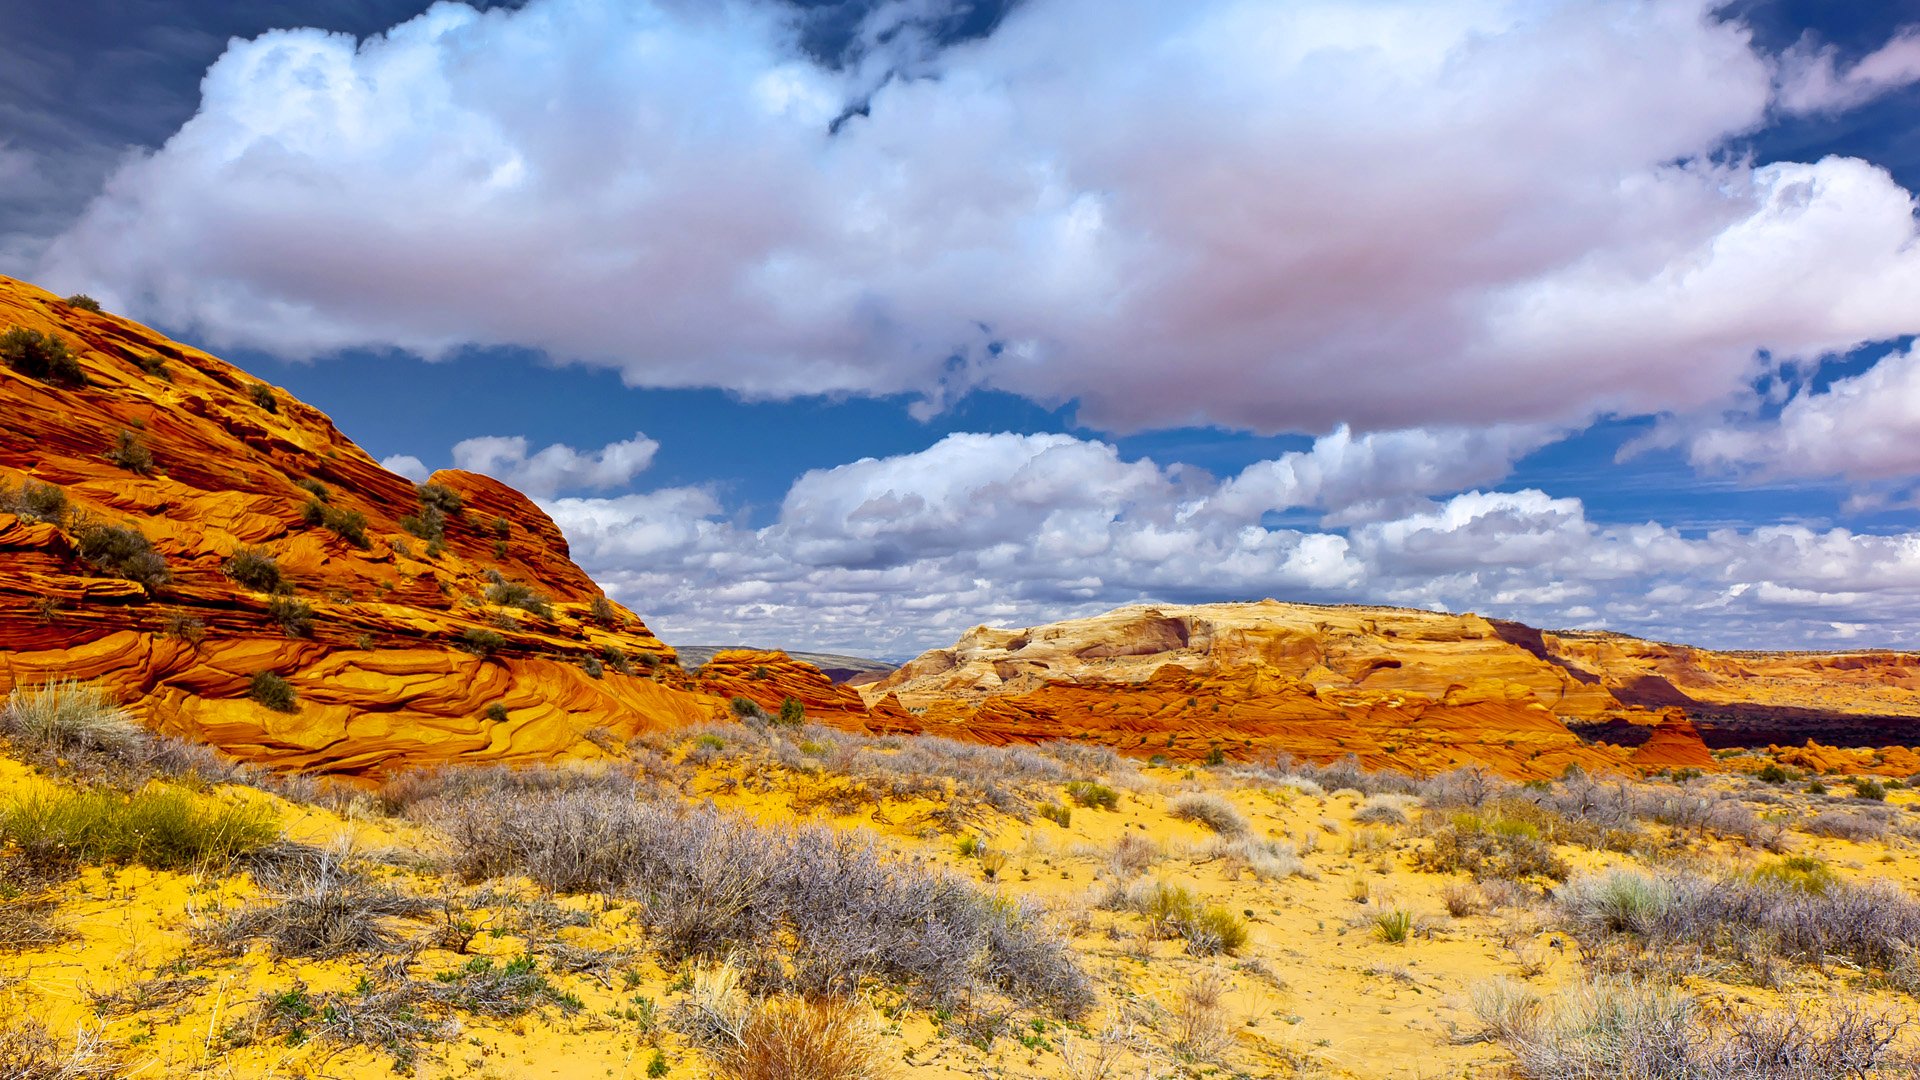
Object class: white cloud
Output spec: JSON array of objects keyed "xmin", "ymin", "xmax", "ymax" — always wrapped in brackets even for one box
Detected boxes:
[
  {"xmin": 451, "ymin": 431, "xmax": 658, "ymax": 496},
  {"xmin": 380, "ymin": 453, "xmax": 432, "ymax": 481},
  {"xmin": 1686, "ymin": 345, "xmax": 1920, "ymax": 485},
  {"xmin": 35, "ymin": 0, "xmax": 1920, "ymax": 434},
  {"xmin": 508, "ymin": 428, "xmax": 1920, "ymax": 654},
  {"xmin": 1778, "ymin": 28, "xmax": 1920, "ymax": 114}
]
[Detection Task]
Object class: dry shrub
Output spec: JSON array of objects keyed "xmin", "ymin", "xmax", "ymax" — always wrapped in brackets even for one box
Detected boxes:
[
  {"xmin": 1169, "ymin": 969, "xmax": 1232, "ymax": 1060},
  {"xmin": 1805, "ymin": 809, "xmax": 1890, "ymax": 843},
  {"xmin": 1107, "ymin": 833, "xmax": 1160, "ymax": 880},
  {"xmin": 1170, "ymin": 792, "xmax": 1248, "ymax": 836},
  {"xmin": 0, "ymin": 898, "xmax": 65, "ymax": 951},
  {"xmin": 211, "ymin": 850, "xmax": 432, "ymax": 958},
  {"xmin": 708, "ymin": 997, "xmax": 886, "ymax": 1080},
  {"xmin": 1442, "ymin": 881, "xmax": 1486, "ymax": 918},
  {"xmin": 0, "ymin": 1018, "xmax": 120, "ymax": 1080},
  {"xmin": 1213, "ymin": 836, "xmax": 1310, "ymax": 881}
]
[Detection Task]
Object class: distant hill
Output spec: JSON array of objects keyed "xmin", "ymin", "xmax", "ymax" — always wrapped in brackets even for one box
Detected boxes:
[{"xmin": 675, "ymin": 646, "xmax": 897, "ymax": 684}]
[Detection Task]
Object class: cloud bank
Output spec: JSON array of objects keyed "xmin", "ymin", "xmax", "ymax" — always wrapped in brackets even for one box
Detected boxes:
[{"xmin": 36, "ymin": 0, "xmax": 1920, "ymax": 434}]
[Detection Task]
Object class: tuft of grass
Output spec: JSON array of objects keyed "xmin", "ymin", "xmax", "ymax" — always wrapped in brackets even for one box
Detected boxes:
[
  {"xmin": 707, "ymin": 996, "xmax": 886, "ymax": 1080},
  {"xmin": 1, "ymin": 680, "xmax": 145, "ymax": 758},
  {"xmin": 1065, "ymin": 781, "xmax": 1119, "ymax": 810},
  {"xmin": 0, "ymin": 787, "xmax": 278, "ymax": 871},
  {"xmin": 1136, "ymin": 881, "xmax": 1248, "ymax": 955},
  {"xmin": 1372, "ymin": 908, "xmax": 1414, "ymax": 944},
  {"xmin": 1170, "ymin": 791, "xmax": 1249, "ymax": 836},
  {"xmin": 458, "ymin": 628, "xmax": 505, "ymax": 656},
  {"xmin": 485, "ymin": 578, "xmax": 552, "ymax": 617},
  {"xmin": 1169, "ymin": 969, "xmax": 1231, "ymax": 1060},
  {"xmin": 250, "ymin": 671, "xmax": 298, "ymax": 713},
  {"xmin": 213, "ymin": 851, "xmax": 432, "ymax": 958},
  {"xmin": 301, "ymin": 499, "xmax": 369, "ymax": 547},
  {"xmin": 0, "ymin": 1017, "xmax": 120, "ymax": 1079},
  {"xmin": 1750, "ymin": 855, "xmax": 1838, "ymax": 896},
  {"xmin": 1, "ymin": 326, "xmax": 87, "ymax": 386}
]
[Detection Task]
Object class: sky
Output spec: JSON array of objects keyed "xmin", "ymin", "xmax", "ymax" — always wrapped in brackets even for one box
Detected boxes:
[{"xmin": 9, "ymin": 0, "xmax": 1920, "ymax": 658}]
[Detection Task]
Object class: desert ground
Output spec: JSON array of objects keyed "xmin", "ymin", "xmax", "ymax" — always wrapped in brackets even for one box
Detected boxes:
[{"xmin": 5, "ymin": 681, "xmax": 1920, "ymax": 1080}]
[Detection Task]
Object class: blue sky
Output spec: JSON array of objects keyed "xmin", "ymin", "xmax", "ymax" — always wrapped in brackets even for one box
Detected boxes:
[{"xmin": 10, "ymin": 0, "xmax": 1920, "ymax": 657}]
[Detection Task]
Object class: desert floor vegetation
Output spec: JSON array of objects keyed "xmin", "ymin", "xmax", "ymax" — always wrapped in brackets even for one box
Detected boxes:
[{"xmin": 4, "ymin": 692, "xmax": 1920, "ymax": 1077}]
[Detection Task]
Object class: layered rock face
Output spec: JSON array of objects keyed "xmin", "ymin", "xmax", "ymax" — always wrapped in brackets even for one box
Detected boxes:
[
  {"xmin": 0, "ymin": 276, "xmax": 721, "ymax": 777},
  {"xmin": 862, "ymin": 602, "xmax": 1702, "ymax": 777}
]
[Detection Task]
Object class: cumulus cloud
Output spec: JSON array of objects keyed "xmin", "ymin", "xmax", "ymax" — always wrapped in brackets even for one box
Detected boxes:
[
  {"xmin": 1685, "ymin": 345, "xmax": 1920, "ymax": 486},
  {"xmin": 379, "ymin": 453, "xmax": 431, "ymax": 481},
  {"xmin": 35, "ymin": 0, "xmax": 1920, "ymax": 433},
  {"xmin": 478, "ymin": 427, "xmax": 1920, "ymax": 655},
  {"xmin": 450, "ymin": 431, "xmax": 659, "ymax": 496}
]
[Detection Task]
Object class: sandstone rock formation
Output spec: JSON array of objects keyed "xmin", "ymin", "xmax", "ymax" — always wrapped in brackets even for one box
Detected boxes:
[
  {"xmin": 691, "ymin": 648, "xmax": 873, "ymax": 727},
  {"xmin": 0, "ymin": 275, "xmax": 723, "ymax": 777}
]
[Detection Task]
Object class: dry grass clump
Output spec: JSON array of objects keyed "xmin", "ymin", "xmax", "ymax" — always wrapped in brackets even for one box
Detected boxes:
[
  {"xmin": 1135, "ymin": 881, "xmax": 1249, "ymax": 956},
  {"xmin": 1470, "ymin": 975, "xmax": 1909, "ymax": 1078},
  {"xmin": 1805, "ymin": 808, "xmax": 1891, "ymax": 842},
  {"xmin": 0, "ymin": 1017, "xmax": 120, "ymax": 1080},
  {"xmin": 1212, "ymin": 836, "xmax": 1312, "ymax": 881},
  {"xmin": 706, "ymin": 996, "xmax": 887, "ymax": 1080},
  {"xmin": 1170, "ymin": 792, "xmax": 1249, "ymax": 836},
  {"xmin": 210, "ymin": 850, "xmax": 433, "ymax": 958},
  {"xmin": 1415, "ymin": 807, "xmax": 1569, "ymax": 882},
  {"xmin": 430, "ymin": 788, "xmax": 1091, "ymax": 1016},
  {"xmin": 1353, "ymin": 793, "xmax": 1416, "ymax": 826},
  {"xmin": 380, "ymin": 759, "xmax": 646, "ymax": 814},
  {"xmin": 0, "ymin": 679, "xmax": 249, "ymax": 788},
  {"xmin": 0, "ymin": 786, "xmax": 278, "ymax": 873},
  {"xmin": 1168, "ymin": 969, "xmax": 1232, "ymax": 1060}
]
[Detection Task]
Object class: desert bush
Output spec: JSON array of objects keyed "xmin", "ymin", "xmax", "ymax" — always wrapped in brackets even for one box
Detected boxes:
[
  {"xmin": 1757, "ymin": 762, "xmax": 1792, "ymax": 784},
  {"xmin": 0, "ymin": 897, "xmax": 66, "ymax": 951},
  {"xmin": 777, "ymin": 697, "xmax": 806, "ymax": 727},
  {"xmin": 301, "ymin": 499, "xmax": 369, "ymax": 547},
  {"xmin": 429, "ymin": 789, "xmax": 1091, "ymax": 1015},
  {"xmin": 1136, "ymin": 881, "xmax": 1248, "ymax": 956},
  {"xmin": 400, "ymin": 505, "xmax": 446, "ymax": 541},
  {"xmin": 485, "ymin": 579, "xmax": 552, "ymax": 617},
  {"xmin": 73, "ymin": 522, "xmax": 169, "ymax": 590},
  {"xmin": 0, "ymin": 787, "xmax": 277, "ymax": 871},
  {"xmin": 1213, "ymin": 835, "xmax": 1310, "ymax": 881},
  {"xmin": 222, "ymin": 547, "xmax": 282, "ymax": 593},
  {"xmin": 417, "ymin": 482, "xmax": 463, "ymax": 516},
  {"xmin": 1557, "ymin": 869, "xmax": 1676, "ymax": 937},
  {"xmin": 64, "ymin": 293, "xmax": 101, "ymax": 312},
  {"xmin": 213, "ymin": 850, "xmax": 432, "ymax": 958},
  {"xmin": 1107, "ymin": 833, "xmax": 1160, "ymax": 881},
  {"xmin": 106, "ymin": 429, "xmax": 152, "ymax": 475},
  {"xmin": 458, "ymin": 628, "xmax": 505, "ymax": 655},
  {"xmin": 1416, "ymin": 809, "xmax": 1569, "ymax": 882},
  {"xmin": 1036, "ymin": 802, "xmax": 1072, "ymax": 827},
  {"xmin": 730, "ymin": 695, "xmax": 766, "ymax": 720},
  {"xmin": 1852, "ymin": 777, "xmax": 1888, "ymax": 802},
  {"xmin": 0, "ymin": 1017, "xmax": 120, "ymax": 1080},
  {"xmin": 0, "ymin": 479, "xmax": 67, "ymax": 523},
  {"xmin": 589, "ymin": 595, "xmax": 619, "ymax": 624},
  {"xmin": 1353, "ymin": 794, "xmax": 1413, "ymax": 826},
  {"xmin": 248, "ymin": 383, "xmax": 277, "ymax": 412},
  {"xmin": 1170, "ymin": 792, "xmax": 1249, "ymax": 836},
  {"xmin": 133, "ymin": 353, "xmax": 170, "ymax": 380},
  {"xmin": 1169, "ymin": 969, "xmax": 1232, "ymax": 1060},
  {"xmin": 1806, "ymin": 809, "xmax": 1889, "ymax": 842},
  {"xmin": 1066, "ymin": 781, "xmax": 1119, "ymax": 810},
  {"xmin": 706, "ymin": 996, "xmax": 885, "ymax": 1080},
  {"xmin": 266, "ymin": 595, "xmax": 313, "ymax": 638},
  {"xmin": 1474, "ymin": 975, "xmax": 1908, "ymax": 1079},
  {"xmin": 249, "ymin": 671, "xmax": 298, "ymax": 712},
  {"xmin": 1, "ymin": 326, "xmax": 86, "ymax": 386},
  {"xmin": 1442, "ymin": 880, "xmax": 1485, "ymax": 917},
  {"xmin": 1750, "ymin": 856, "xmax": 1838, "ymax": 896}
]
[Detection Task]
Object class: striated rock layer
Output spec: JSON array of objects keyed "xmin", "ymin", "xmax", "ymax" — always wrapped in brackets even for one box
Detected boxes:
[{"xmin": 0, "ymin": 275, "xmax": 726, "ymax": 777}]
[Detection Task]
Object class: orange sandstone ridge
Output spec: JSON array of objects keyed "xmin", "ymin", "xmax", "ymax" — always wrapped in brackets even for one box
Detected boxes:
[{"xmin": 0, "ymin": 275, "xmax": 723, "ymax": 777}]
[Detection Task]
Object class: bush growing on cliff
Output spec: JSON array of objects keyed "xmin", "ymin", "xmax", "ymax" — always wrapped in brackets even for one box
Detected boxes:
[
  {"xmin": 267, "ymin": 596, "xmax": 314, "ymax": 638},
  {"xmin": 1, "ymin": 326, "xmax": 87, "ymax": 386},
  {"xmin": 250, "ymin": 672, "xmax": 298, "ymax": 713},
  {"xmin": 74, "ymin": 521, "xmax": 170, "ymax": 590},
  {"xmin": 400, "ymin": 505, "xmax": 446, "ymax": 542},
  {"xmin": 417, "ymin": 483, "xmax": 464, "ymax": 516},
  {"xmin": 249, "ymin": 383, "xmax": 278, "ymax": 412},
  {"xmin": 589, "ymin": 596, "xmax": 619, "ymax": 625},
  {"xmin": 301, "ymin": 499, "xmax": 369, "ymax": 548},
  {"xmin": 107, "ymin": 429, "xmax": 154, "ymax": 475},
  {"xmin": 459, "ymin": 628, "xmax": 506, "ymax": 656},
  {"xmin": 134, "ymin": 353, "xmax": 171, "ymax": 380},
  {"xmin": 730, "ymin": 696, "xmax": 767, "ymax": 721},
  {"xmin": 64, "ymin": 294, "xmax": 102, "ymax": 312},
  {"xmin": 484, "ymin": 578, "xmax": 552, "ymax": 618},
  {"xmin": 0, "ymin": 478, "xmax": 67, "ymax": 523},
  {"xmin": 222, "ymin": 547, "xmax": 283, "ymax": 593}
]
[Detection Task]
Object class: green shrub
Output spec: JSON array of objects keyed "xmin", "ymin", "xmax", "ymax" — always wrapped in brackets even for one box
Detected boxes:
[
  {"xmin": 589, "ymin": 596, "xmax": 618, "ymax": 625},
  {"xmin": 776, "ymin": 697, "xmax": 806, "ymax": 727},
  {"xmin": 222, "ymin": 547, "xmax": 283, "ymax": 593},
  {"xmin": 1136, "ymin": 881, "xmax": 1247, "ymax": 955},
  {"xmin": 295, "ymin": 478, "xmax": 329, "ymax": 502},
  {"xmin": 485, "ymin": 703, "xmax": 509, "ymax": 723},
  {"xmin": 417, "ymin": 483, "xmax": 463, "ymax": 516},
  {"xmin": 600, "ymin": 646, "xmax": 632, "ymax": 674},
  {"xmin": 249, "ymin": 383, "xmax": 278, "ymax": 412},
  {"xmin": 1851, "ymin": 777, "xmax": 1887, "ymax": 802},
  {"xmin": 1, "ymin": 326, "xmax": 86, "ymax": 386},
  {"xmin": 134, "ymin": 353, "xmax": 170, "ymax": 380},
  {"xmin": 730, "ymin": 696, "xmax": 766, "ymax": 720},
  {"xmin": 1064, "ymin": 781, "xmax": 1119, "ymax": 810},
  {"xmin": 0, "ymin": 787, "xmax": 278, "ymax": 870},
  {"xmin": 0, "ymin": 479, "xmax": 66, "ymax": 523},
  {"xmin": 1751, "ymin": 855, "xmax": 1838, "ymax": 896},
  {"xmin": 1757, "ymin": 762, "xmax": 1790, "ymax": 784},
  {"xmin": 484, "ymin": 579, "xmax": 551, "ymax": 618},
  {"xmin": 1036, "ymin": 803, "xmax": 1072, "ymax": 828},
  {"xmin": 74, "ymin": 522, "xmax": 170, "ymax": 590},
  {"xmin": 64, "ymin": 294, "xmax": 101, "ymax": 312},
  {"xmin": 459, "ymin": 629, "xmax": 505, "ymax": 656},
  {"xmin": 400, "ymin": 505, "xmax": 446, "ymax": 541},
  {"xmin": 491, "ymin": 516, "xmax": 510, "ymax": 539},
  {"xmin": 250, "ymin": 671, "xmax": 298, "ymax": 712},
  {"xmin": 581, "ymin": 657, "xmax": 604, "ymax": 679},
  {"xmin": 107, "ymin": 429, "xmax": 154, "ymax": 474},
  {"xmin": 301, "ymin": 500, "xmax": 369, "ymax": 547},
  {"xmin": 267, "ymin": 596, "xmax": 313, "ymax": 638}
]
